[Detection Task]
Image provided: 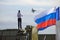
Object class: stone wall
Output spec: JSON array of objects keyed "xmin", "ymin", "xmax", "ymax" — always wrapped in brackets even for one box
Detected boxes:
[{"xmin": 0, "ymin": 29, "xmax": 56, "ymax": 40}]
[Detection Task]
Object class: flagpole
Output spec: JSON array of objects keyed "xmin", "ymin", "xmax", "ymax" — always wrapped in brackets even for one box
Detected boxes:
[
  {"xmin": 56, "ymin": 7, "xmax": 60, "ymax": 40},
  {"xmin": 56, "ymin": 21, "xmax": 60, "ymax": 40},
  {"xmin": 43, "ymin": 35, "xmax": 46, "ymax": 40}
]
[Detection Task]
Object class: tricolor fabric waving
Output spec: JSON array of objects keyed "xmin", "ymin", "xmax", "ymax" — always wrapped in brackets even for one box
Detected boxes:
[{"xmin": 34, "ymin": 7, "xmax": 60, "ymax": 30}]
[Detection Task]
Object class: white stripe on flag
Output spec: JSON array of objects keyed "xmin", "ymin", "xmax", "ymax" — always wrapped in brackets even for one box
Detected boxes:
[
  {"xmin": 34, "ymin": 10, "xmax": 48, "ymax": 20},
  {"xmin": 47, "ymin": 7, "xmax": 56, "ymax": 15},
  {"xmin": 34, "ymin": 7, "xmax": 56, "ymax": 20}
]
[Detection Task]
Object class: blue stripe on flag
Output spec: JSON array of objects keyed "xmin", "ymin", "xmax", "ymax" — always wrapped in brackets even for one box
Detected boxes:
[
  {"xmin": 56, "ymin": 7, "xmax": 59, "ymax": 20},
  {"xmin": 56, "ymin": 7, "xmax": 60, "ymax": 20},
  {"xmin": 35, "ymin": 12, "xmax": 56, "ymax": 24}
]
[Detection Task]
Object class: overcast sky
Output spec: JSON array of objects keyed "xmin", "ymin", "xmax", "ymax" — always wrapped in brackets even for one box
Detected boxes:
[{"xmin": 0, "ymin": 0, "xmax": 60, "ymax": 34}]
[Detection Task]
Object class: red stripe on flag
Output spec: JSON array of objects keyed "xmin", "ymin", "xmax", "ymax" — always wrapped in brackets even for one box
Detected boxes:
[{"xmin": 37, "ymin": 19, "xmax": 56, "ymax": 29}]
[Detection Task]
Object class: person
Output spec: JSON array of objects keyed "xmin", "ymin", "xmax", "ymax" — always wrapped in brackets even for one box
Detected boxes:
[{"xmin": 17, "ymin": 10, "xmax": 23, "ymax": 29}]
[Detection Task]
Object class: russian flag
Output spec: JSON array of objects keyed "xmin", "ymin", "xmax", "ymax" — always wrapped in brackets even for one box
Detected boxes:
[{"xmin": 34, "ymin": 7, "xmax": 60, "ymax": 30}]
